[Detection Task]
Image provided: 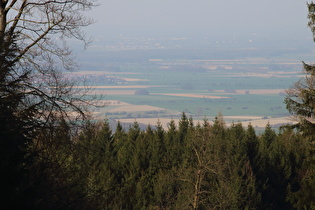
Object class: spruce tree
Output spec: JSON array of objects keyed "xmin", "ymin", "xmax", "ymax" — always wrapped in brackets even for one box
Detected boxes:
[{"xmin": 285, "ymin": 3, "xmax": 315, "ymax": 139}]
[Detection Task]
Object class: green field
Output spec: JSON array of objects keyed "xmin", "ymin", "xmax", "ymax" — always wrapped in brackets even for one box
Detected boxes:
[{"xmin": 74, "ymin": 48, "xmax": 308, "ymax": 128}]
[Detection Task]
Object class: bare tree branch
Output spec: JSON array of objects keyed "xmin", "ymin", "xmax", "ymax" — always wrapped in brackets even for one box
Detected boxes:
[{"xmin": 0, "ymin": 0, "xmax": 99, "ymax": 135}]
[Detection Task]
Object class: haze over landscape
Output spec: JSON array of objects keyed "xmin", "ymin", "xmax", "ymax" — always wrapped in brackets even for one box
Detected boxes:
[
  {"xmin": 85, "ymin": 0, "xmax": 310, "ymax": 42},
  {"xmin": 67, "ymin": 0, "xmax": 315, "ymax": 129}
]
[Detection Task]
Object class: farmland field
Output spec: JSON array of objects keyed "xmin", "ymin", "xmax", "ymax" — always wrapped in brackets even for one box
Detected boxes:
[{"xmin": 70, "ymin": 46, "xmax": 312, "ymax": 129}]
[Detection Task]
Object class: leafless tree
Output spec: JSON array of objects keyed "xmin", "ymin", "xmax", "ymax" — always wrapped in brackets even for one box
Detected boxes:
[
  {"xmin": 0, "ymin": 0, "xmax": 98, "ymax": 134},
  {"xmin": 0, "ymin": 1, "xmax": 100, "ymax": 207}
]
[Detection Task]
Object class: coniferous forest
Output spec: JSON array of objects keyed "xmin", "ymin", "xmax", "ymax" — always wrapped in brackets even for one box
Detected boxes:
[
  {"xmin": 3, "ymin": 113, "xmax": 315, "ymax": 209},
  {"xmin": 1, "ymin": 1, "xmax": 315, "ymax": 209}
]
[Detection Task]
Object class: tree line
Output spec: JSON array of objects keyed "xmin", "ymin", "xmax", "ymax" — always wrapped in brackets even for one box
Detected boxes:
[{"xmin": 6, "ymin": 113, "xmax": 314, "ymax": 209}]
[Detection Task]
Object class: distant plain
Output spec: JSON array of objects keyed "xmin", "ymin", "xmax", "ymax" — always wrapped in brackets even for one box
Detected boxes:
[{"xmin": 71, "ymin": 38, "xmax": 313, "ymax": 129}]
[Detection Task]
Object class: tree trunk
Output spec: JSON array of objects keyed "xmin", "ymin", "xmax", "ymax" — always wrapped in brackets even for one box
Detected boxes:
[
  {"xmin": 0, "ymin": 1, "xmax": 6, "ymax": 42},
  {"xmin": 193, "ymin": 169, "xmax": 202, "ymax": 210}
]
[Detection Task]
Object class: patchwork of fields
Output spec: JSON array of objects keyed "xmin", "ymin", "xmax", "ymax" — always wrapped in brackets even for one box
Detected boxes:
[{"xmin": 70, "ymin": 51, "xmax": 307, "ymax": 129}]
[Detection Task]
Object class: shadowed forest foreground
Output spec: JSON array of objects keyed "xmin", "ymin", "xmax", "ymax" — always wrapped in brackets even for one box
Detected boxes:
[{"xmin": 4, "ymin": 113, "xmax": 315, "ymax": 209}]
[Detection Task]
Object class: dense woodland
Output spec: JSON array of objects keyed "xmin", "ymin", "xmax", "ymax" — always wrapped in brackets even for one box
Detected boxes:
[
  {"xmin": 3, "ymin": 113, "xmax": 315, "ymax": 209},
  {"xmin": 1, "ymin": 0, "xmax": 315, "ymax": 209}
]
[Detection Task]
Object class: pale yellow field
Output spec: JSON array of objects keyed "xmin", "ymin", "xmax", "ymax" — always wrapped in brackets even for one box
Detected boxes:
[
  {"xmin": 237, "ymin": 117, "xmax": 297, "ymax": 128},
  {"xmin": 86, "ymin": 90, "xmax": 136, "ymax": 95},
  {"xmin": 213, "ymin": 89, "xmax": 285, "ymax": 94},
  {"xmin": 83, "ymin": 88, "xmax": 285, "ymax": 96},
  {"xmin": 236, "ymin": 89, "xmax": 285, "ymax": 94},
  {"xmin": 108, "ymin": 105, "xmax": 166, "ymax": 113},
  {"xmin": 154, "ymin": 93, "xmax": 230, "ymax": 99},
  {"xmin": 74, "ymin": 85, "xmax": 164, "ymax": 89},
  {"xmin": 225, "ymin": 73, "xmax": 300, "ymax": 78},
  {"xmin": 117, "ymin": 116, "xmax": 297, "ymax": 130},
  {"xmin": 224, "ymin": 116, "xmax": 262, "ymax": 120},
  {"xmin": 116, "ymin": 77, "xmax": 149, "ymax": 82},
  {"xmin": 117, "ymin": 118, "xmax": 180, "ymax": 129},
  {"xmin": 69, "ymin": 71, "xmax": 139, "ymax": 75},
  {"xmin": 102, "ymin": 100, "xmax": 130, "ymax": 106}
]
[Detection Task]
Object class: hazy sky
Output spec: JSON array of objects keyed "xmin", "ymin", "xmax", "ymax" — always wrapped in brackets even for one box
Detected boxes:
[{"xmin": 85, "ymin": 0, "xmax": 311, "ymax": 41}]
